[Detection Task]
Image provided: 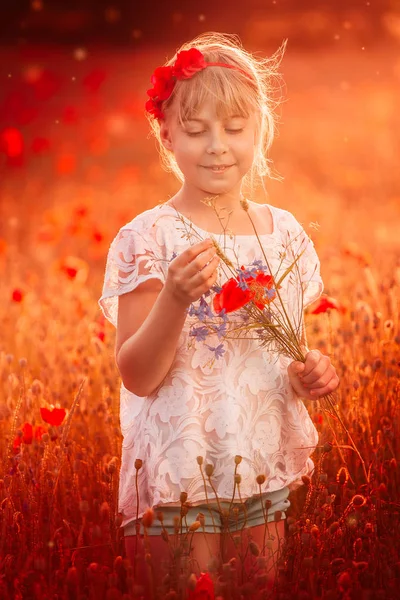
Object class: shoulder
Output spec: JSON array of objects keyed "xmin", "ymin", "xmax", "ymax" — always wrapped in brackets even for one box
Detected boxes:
[
  {"xmin": 119, "ymin": 204, "xmax": 170, "ymax": 233},
  {"xmin": 110, "ymin": 204, "xmax": 181, "ymax": 253},
  {"xmin": 263, "ymin": 204, "xmax": 303, "ymax": 235}
]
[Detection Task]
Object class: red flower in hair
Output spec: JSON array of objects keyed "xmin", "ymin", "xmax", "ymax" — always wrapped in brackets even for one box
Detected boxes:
[
  {"xmin": 172, "ymin": 48, "xmax": 207, "ymax": 79},
  {"xmin": 146, "ymin": 49, "xmax": 208, "ymax": 120},
  {"xmin": 40, "ymin": 407, "xmax": 66, "ymax": 427},
  {"xmin": 148, "ymin": 66, "xmax": 175, "ymax": 101}
]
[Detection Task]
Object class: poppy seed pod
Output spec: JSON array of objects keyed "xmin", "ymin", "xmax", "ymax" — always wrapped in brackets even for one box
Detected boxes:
[
  {"xmin": 188, "ymin": 520, "xmax": 201, "ymax": 532},
  {"xmin": 256, "ymin": 474, "xmax": 266, "ymax": 485},
  {"xmin": 134, "ymin": 459, "xmax": 143, "ymax": 470},
  {"xmin": 205, "ymin": 463, "xmax": 214, "ymax": 477}
]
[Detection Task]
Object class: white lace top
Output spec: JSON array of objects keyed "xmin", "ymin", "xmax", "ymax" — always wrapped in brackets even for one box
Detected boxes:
[{"xmin": 99, "ymin": 203, "xmax": 324, "ymax": 526}]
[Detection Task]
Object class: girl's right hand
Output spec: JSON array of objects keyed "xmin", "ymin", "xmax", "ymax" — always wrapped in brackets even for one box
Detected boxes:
[{"xmin": 165, "ymin": 239, "xmax": 220, "ymax": 307}]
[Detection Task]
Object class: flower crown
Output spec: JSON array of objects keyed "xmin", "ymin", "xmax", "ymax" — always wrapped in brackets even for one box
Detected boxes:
[{"xmin": 145, "ymin": 48, "xmax": 252, "ymax": 121}]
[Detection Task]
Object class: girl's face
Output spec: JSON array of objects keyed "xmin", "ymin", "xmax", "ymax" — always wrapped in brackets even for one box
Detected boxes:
[{"xmin": 161, "ymin": 98, "xmax": 257, "ymax": 196}]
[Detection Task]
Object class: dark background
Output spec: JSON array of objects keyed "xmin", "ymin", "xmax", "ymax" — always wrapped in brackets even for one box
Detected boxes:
[{"xmin": 0, "ymin": 0, "xmax": 397, "ymax": 47}]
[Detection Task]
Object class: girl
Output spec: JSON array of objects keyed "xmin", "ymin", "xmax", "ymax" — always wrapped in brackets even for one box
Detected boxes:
[{"xmin": 99, "ymin": 32, "xmax": 339, "ymax": 591}]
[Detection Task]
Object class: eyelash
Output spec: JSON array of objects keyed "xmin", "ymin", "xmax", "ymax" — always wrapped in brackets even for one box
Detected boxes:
[{"xmin": 186, "ymin": 129, "xmax": 244, "ymax": 137}]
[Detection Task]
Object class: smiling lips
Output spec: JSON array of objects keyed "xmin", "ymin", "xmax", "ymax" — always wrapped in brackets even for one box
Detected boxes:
[{"xmin": 203, "ymin": 164, "xmax": 234, "ymax": 172}]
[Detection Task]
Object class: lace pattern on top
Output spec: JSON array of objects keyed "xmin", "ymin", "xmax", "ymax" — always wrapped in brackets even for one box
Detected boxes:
[{"xmin": 98, "ymin": 203, "xmax": 324, "ymax": 526}]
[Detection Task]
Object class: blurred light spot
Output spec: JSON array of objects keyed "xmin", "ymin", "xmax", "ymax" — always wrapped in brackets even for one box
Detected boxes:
[
  {"xmin": 1, "ymin": 128, "xmax": 24, "ymax": 157},
  {"xmin": 22, "ymin": 65, "xmax": 43, "ymax": 84},
  {"xmin": 31, "ymin": 0, "xmax": 43, "ymax": 11},
  {"xmin": 74, "ymin": 47, "xmax": 88, "ymax": 61},
  {"xmin": 172, "ymin": 12, "xmax": 183, "ymax": 24},
  {"xmin": 106, "ymin": 114, "xmax": 127, "ymax": 136},
  {"xmin": 334, "ymin": 34, "xmax": 340, "ymax": 40},
  {"xmin": 343, "ymin": 21, "xmax": 352, "ymax": 30},
  {"xmin": 105, "ymin": 6, "xmax": 121, "ymax": 23},
  {"xmin": 56, "ymin": 153, "xmax": 76, "ymax": 175},
  {"xmin": 198, "ymin": 14, "xmax": 205, "ymax": 22},
  {"xmin": 132, "ymin": 29, "xmax": 142, "ymax": 39},
  {"xmin": 382, "ymin": 13, "xmax": 400, "ymax": 41}
]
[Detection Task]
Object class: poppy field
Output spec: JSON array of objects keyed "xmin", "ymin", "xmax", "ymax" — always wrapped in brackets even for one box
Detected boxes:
[{"xmin": 1, "ymin": 37, "xmax": 400, "ymax": 599}]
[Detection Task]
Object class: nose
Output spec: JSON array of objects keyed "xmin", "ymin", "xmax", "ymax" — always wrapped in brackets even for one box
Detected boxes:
[{"xmin": 206, "ymin": 129, "xmax": 229, "ymax": 155}]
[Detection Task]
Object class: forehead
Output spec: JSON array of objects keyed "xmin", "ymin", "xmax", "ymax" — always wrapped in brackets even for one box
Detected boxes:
[{"xmin": 172, "ymin": 100, "xmax": 251, "ymax": 129}]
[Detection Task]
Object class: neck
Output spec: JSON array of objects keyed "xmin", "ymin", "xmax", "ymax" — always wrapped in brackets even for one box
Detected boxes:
[{"xmin": 173, "ymin": 181, "xmax": 245, "ymax": 215}]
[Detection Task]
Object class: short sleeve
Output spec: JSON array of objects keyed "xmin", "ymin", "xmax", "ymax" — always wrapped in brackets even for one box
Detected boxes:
[
  {"xmin": 278, "ymin": 211, "xmax": 324, "ymax": 309},
  {"xmin": 98, "ymin": 215, "xmax": 172, "ymax": 328}
]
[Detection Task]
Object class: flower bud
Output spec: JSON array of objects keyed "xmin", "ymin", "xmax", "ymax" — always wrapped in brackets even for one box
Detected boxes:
[
  {"xmin": 196, "ymin": 456, "xmax": 204, "ymax": 465},
  {"xmin": 256, "ymin": 474, "xmax": 266, "ymax": 485},
  {"xmin": 189, "ymin": 521, "xmax": 201, "ymax": 532},
  {"xmin": 249, "ymin": 541, "xmax": 260, "ymax": 556},
  {"xmin": 234, "ymin": 474, "xmax": 241, "ymax": 484},
  {"xmin": 234, "ymin": 455, "xmax": 242, "ymax": 465},
  {"xmin": 205, "ymin": 464, "xmax": 214, "ymax": 477},
  {"xmin": 142, "ymin": 508, "xmax": 155, "ymax": 528},
  {"xmin": 134, "ymin": 459, "xmax": 143, "ymax": 470}
]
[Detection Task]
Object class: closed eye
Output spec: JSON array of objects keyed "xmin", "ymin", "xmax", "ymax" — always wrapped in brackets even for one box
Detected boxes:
[{"xmin": 186, "ymin": 129, "xmax": 244, "ymax": 137}]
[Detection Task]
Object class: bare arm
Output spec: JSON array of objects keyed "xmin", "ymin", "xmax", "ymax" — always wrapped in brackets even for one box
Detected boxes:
[
  {"xmin": 116, "ymin": 284, "xmax": 189, "ymax": 396},
  {"xmin": 116, "ymin": 239, "xmax": 220, "ymax": 397}
]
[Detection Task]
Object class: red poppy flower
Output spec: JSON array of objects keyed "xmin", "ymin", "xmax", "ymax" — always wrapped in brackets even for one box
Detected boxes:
[
  {"xmin": 148, "ymin": 66, "xmax": 175, "ymax": 101},
  {"xmin": 213, "ymin": 269, "xmax": 279, "ymax": 314},
  {"xmin": 146, "ymin": 50, "xmax": 208, "ymax": 119},
  {"xmin": 172, "ymin": 48, "xmax": 207, "ymax": 79},
  {"xmin": 188, "ymin": 572, "xmax": 215, "ymax": 600},
  {"xmin": 310, "ymin": 295, "xmax": 345, "ymax": 315},
  {"xmin": 40, "ymin": 407, "xmax": 66, "ymax": 427},
  {"xmin": 13, "ymin": 422, "xmax": 33, "ymax": 451},
  {"xmin": 12, "ymin": 288, "xmax": 24, "ymax": 302},
  {"xmin": 97, "ymin": 330, "xmax": 105, "ymax": 342}
]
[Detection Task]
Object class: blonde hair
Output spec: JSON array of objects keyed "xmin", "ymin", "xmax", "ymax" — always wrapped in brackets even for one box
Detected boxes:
[{"xmin": 146, "ymin": 32, "xmax": 287, "ymax": 195}]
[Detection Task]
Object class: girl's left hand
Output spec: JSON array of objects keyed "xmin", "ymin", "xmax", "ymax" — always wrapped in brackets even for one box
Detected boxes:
[{"xmin": 287, "ymin": 349, "xmax": 339, "ymax": 400}]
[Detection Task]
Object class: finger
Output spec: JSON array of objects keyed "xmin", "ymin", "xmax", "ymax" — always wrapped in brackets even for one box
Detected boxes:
[
  {"xmin": 191, "ymin": 258, "xmax": 220, "ymax": 296},
  {"xmin": 185, "ymin": 247, "xmax": 219, "ymax": 278},
  {"xmin": 191, "ymin": 253, "xmax": 220, "ymax": 286},
  {"xmin": 288, "ymin": 361, "xmax": 305, "ymax": 377},
  {"xmin": 308, "ymin": 374, "xmax": 340, "ymax": 398},
  {"xmin": 301, "ymin": 350, "xmax": 321, "ymax": 378},
  {"xmin": 175, "ymin": 238, "xmax": 214, "ymax": 266},
  {"xmin": 302, "ymin": 353, "xmax": 330, "ymax": 383},
  {"xmin": 304, "ymin": 368, "xmax": 335, "ymax": 390}
]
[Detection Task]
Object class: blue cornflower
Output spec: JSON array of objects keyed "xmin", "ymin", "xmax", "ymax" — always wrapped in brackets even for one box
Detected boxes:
[
  {"xmin": 265, "ymin": 288, "xmax": 277, "ymax": 300},
  {"xmin": 212, "ymin": 321, "xmax": 228, "ymax": 339},
  {"xmin": 189, "ymin": 326, "xmax": 209, "ymax": 342},
  {"xmin": 206, "ymin": 343, "xmax": 226, "ymax": 359}
]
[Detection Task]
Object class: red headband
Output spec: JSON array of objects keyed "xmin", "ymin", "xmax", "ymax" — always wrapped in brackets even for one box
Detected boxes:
[{"xmin": 145, "ymin": 48, "xmax": 252, "ymax": 121}]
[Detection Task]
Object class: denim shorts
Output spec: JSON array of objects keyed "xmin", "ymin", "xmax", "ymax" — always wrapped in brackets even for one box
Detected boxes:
[{"xmin": 124, "ymin": 486, "xmax": 290, "ymax": 536}]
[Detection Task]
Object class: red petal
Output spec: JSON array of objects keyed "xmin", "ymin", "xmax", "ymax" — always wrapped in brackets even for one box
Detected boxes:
[{"xmin": 40, "ymin": 407, "xmax": 66, "ymax": 426}]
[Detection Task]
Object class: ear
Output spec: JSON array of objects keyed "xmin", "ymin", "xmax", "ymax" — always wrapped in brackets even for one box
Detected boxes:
[{"xmin": 159, "ymin": 121, "xmax": 174, "ymax": 151}]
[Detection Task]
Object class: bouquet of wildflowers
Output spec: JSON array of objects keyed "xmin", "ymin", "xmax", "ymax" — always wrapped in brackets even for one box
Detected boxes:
[{"xmin": 172, "ymin": 196, "xmax": 368, "ymax": 484}]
